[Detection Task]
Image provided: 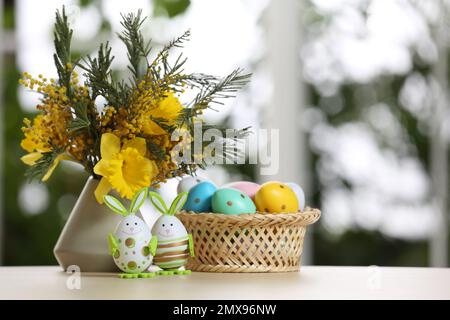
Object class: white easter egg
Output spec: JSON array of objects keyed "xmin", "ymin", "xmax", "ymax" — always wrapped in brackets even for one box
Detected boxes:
[
  {"xmin": 113, "ymin": 215, "xmax": 153, "ymax": 273},
  {"xmin": 285, "ymin": 182, "xmax": 306, "ymax": 211},
  {"xmin": 177, "ymin": 176, "xmax": 211, "ymax": 194},
  {"xmin": 151, "ymin": 215, "xmax": 190, "ymax": 270}
]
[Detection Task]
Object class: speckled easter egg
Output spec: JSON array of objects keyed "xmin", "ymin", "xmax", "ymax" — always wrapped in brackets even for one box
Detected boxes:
[
  {"xmin": 113, "ymin": 215, "xmax": 153, "ymax": 273},
  {"xmin": 285, "ymin": 182, "xmax": 306, "ymax": 211},
  {"xmin": 177, "ymin": 176, "xmax": 211, "ymax": 194},
  {"xmin": 212, "ymin": 188, "xmax": 256, "ymax": 215},
  {"xmin": 183, "ymin": 181, "xmax": 217, "ymax": 212},
  {"xmin": 222, "ymin": 181, "xmax": 260, "ymax": 200},
  {"xmin": 255, "ymin": 181, "xmax": 299, "ymax": 213}
]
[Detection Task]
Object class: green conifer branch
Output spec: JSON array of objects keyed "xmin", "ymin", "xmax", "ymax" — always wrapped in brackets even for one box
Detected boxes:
[
  {"xmin": 79, "ymin": 42, "xmax": 130, "ymax": 108},
  {"xmin": 24, "ymin": 147, "xmax": 61, "ymax": 182},
  {"xmin": 192, "ymin": 68, "xmax": 251, "ymax": 108},
  {"xmin": 53, "ymin": 6, "xmax": 73, "ymax": 96},
  {"xmin": 118, "ymin": 9, "xmax": 151, "ymax": 84}
]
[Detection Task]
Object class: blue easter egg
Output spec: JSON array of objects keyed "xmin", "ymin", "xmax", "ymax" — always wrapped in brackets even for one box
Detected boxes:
[
  {"xmin": 183, "ymin": 181, "xmax": 217, "ymax": 212},
  {"xmin": 212, "ymin": 188, "xmax": 256, "ymax": 215}
]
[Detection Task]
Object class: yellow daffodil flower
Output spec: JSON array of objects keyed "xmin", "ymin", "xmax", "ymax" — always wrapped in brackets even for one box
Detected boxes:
[
  {"xmin": 93, "ymin": 133, "xmax": 158, "ymax": 203},
  {"xmin": 141, "ymin": 93, "xmax": 183, "ymax": 135}
]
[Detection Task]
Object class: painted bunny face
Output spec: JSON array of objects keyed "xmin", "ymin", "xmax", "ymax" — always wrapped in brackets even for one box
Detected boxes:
[
  {"xmin": 116, "ymin": 215, "xmax": 148, "ymax": 237},
  {"xmin": 148, "ymin": 190, "xmax": 189, "ymax": 241},
  {"xmin": 151, "ymin": 215, "xmax": 187, "ymax": 241},
  {"xmin": 104, "ymin": 187, "xmax": 154, "ymax": 274}
]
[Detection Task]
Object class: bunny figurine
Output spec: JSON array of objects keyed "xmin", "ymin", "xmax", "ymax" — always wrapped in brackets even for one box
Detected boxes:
[
  {"xmin": 148, "ymin": 191, "xmax": 195, "ymax": 275},
  {"xmin": 104, "ymin": 187, "xmax": 158, "ymax": 278}
]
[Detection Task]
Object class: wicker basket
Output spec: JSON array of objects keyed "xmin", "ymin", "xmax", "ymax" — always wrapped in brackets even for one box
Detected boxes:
[{"xmin": 176, "ymin": 208, "xmax": 320, "ymax": 273}]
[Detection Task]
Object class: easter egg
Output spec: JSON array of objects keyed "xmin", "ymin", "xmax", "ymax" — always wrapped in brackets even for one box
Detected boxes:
[
  {"xmin": 183, "ymin": 181, "xmax": 217, "ymax": 212},
  {"xmin": 151, "ymin": 215, "xmax": 190, "ymax": 270},
  {"xmin": 255, "ymin": 181, "xmax": 299, "ymax": 213},
  {"xmin": 222, "ymin": 181, "xmax": 260, "ymax": 200},
  {"xmin": 285, "ymin": 182, "xmax": 306, "ymax": 211},
  {"xmin": 212, "ymin": 188, "xmax": 256, "ymax": 215},
  {"xmin": 177, "ymin": 176, "xmax": 211, "ymax": 194},
  {"xmin": 113, "ymin": 215, "xmax": 153, "ymax": 274}
]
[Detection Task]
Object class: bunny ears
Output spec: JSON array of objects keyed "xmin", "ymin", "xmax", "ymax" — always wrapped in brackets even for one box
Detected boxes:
[
  {"xmin": 103, "ymin": 187, "xmax": 148, "ymax": 216},
  {"xmin": 148, "ymin": 191, "xmax": 188, "ymax": 216},
  {"xmin": 103, "ymin": 188, "xmax": 188, "ymax": 216}
]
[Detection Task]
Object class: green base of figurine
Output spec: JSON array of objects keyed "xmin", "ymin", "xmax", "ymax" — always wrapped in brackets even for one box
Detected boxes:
[
  {"xmin": 118, "ymin": 272, "xmax": 157, "ymax": 279},
  {"xmin": 157, "ymin": 269, "xmax": 191, "ymax": 276},
  {"xmin": 118, "ymin": 269, "xmax": 191, "ymax": 279}
]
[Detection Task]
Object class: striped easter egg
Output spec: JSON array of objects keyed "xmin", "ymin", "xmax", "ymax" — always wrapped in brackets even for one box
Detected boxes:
[
  {"xmin": 153, "ymin": 235, "xmax": 190, "ymax": 269},
  {"xmin": 151, "ymin": 215, "xmax": 191, "ymax": 270}
]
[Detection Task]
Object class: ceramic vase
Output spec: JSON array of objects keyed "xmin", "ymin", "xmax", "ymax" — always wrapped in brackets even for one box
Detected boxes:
[{"xmin": 54, "ymin": 177, "xmax": 124, "ymax": 272}]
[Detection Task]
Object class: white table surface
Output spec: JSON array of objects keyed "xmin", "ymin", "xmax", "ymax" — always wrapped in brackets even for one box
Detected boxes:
[{"xmin": 0, "ymin": 266, "xmax": 449, "ymax": 300}]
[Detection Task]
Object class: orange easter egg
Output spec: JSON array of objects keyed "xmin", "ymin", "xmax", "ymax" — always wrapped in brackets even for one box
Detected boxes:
[{"xmin": 255, "ymin": 181, "xmax": 299, "ymax": 213}]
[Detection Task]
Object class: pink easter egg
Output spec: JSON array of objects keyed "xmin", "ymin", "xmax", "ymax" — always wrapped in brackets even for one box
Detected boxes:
[{"xmin": 223, "ymin": 181, "xmax": 260, "ymax": 200}]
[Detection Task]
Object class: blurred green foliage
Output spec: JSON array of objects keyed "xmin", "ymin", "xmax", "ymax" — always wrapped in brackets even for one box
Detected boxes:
[
  {"xmin": 314, "ymin": 228, "xmax": 428, "ymax": 266},
  {"xmin": 154, "ymin": 0, "xmax": 190, "ymax": 18},
  {"xmin": 308, "ymin": 68, "xmax": 433, "ymax": 266},
  {"xmin": 2, "ymin": 0, "xmax": 12, "ymax": 29}
]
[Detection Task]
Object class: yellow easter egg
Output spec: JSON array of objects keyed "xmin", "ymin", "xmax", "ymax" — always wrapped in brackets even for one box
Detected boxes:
[{"xmin": 255, "ymin": 181, "xmax": 299, "ymax": 213}]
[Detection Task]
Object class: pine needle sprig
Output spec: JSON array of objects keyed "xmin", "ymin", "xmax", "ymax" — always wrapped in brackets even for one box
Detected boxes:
[
  {"xmin": 147, "ymin": 139, "xmax": 166, "ymax": 160},
  {"xmin": 53, "ymin": 8, "xmax": 92, "ymax": 147},
  {"xmin": 176, "ymin": 69, "xmax": 251, "ymax": 128},
  {"xmin": 193, "ymin": 125, "xmax": 251, "ymax": 165},
  {"xmin": 143, "ymin": 30, "xmax": 192, "ymax": 96},
  {"xmin": 184, "ymin": 73, "xmax": 221, "ymax": 88},
  {"xmin": 192, "ymin": 68, "xmax": 251, "ymax": 108},
  {"xmin": 67, "ymin": 101, "xmax": 90, "ymax": 133},
  {"xmin": 162, "ymin": 52, "xmax": 188, "ymax": 85},
  {"xmin": 152, "ymin": 29, "xmax": 191, "ymax": 65},
  {"xmin": 79, "ymin": 42, "xmax": 130, "ymax": 108},
  {"xmin": 24, "ymin": 148, "xmax": 61, "ymax": 182},
  {"xmin": 150, "ymin": 117, "xmax": 176, "ymax": 133},
  {"xmin": 119, "ymin": 9, "xmax": 151, "ymax": 84},
  {"xmin": 53, "ymin": 7, "xmax": 74, "ymax": 96}
]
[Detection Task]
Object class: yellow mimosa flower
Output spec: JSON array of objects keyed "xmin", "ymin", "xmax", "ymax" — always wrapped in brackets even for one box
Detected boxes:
[
  {"xmin": 93, "ymin": 133, "xmax": 158, "ymax": 203},
  {"xmin": 20, "ymin": 115, "xmax": 52, "ymax": 153}
]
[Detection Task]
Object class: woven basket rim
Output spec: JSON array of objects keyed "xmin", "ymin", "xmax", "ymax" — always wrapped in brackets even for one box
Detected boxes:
[{"xmin": 176, "ymin": 207, "xmax": 320, "ymax": 227}]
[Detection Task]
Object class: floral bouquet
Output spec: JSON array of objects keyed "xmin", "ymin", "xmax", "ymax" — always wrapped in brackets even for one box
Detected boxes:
[{"xmin": 20, "ymin": 7, "xmax": 250, "ymax": 204}]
